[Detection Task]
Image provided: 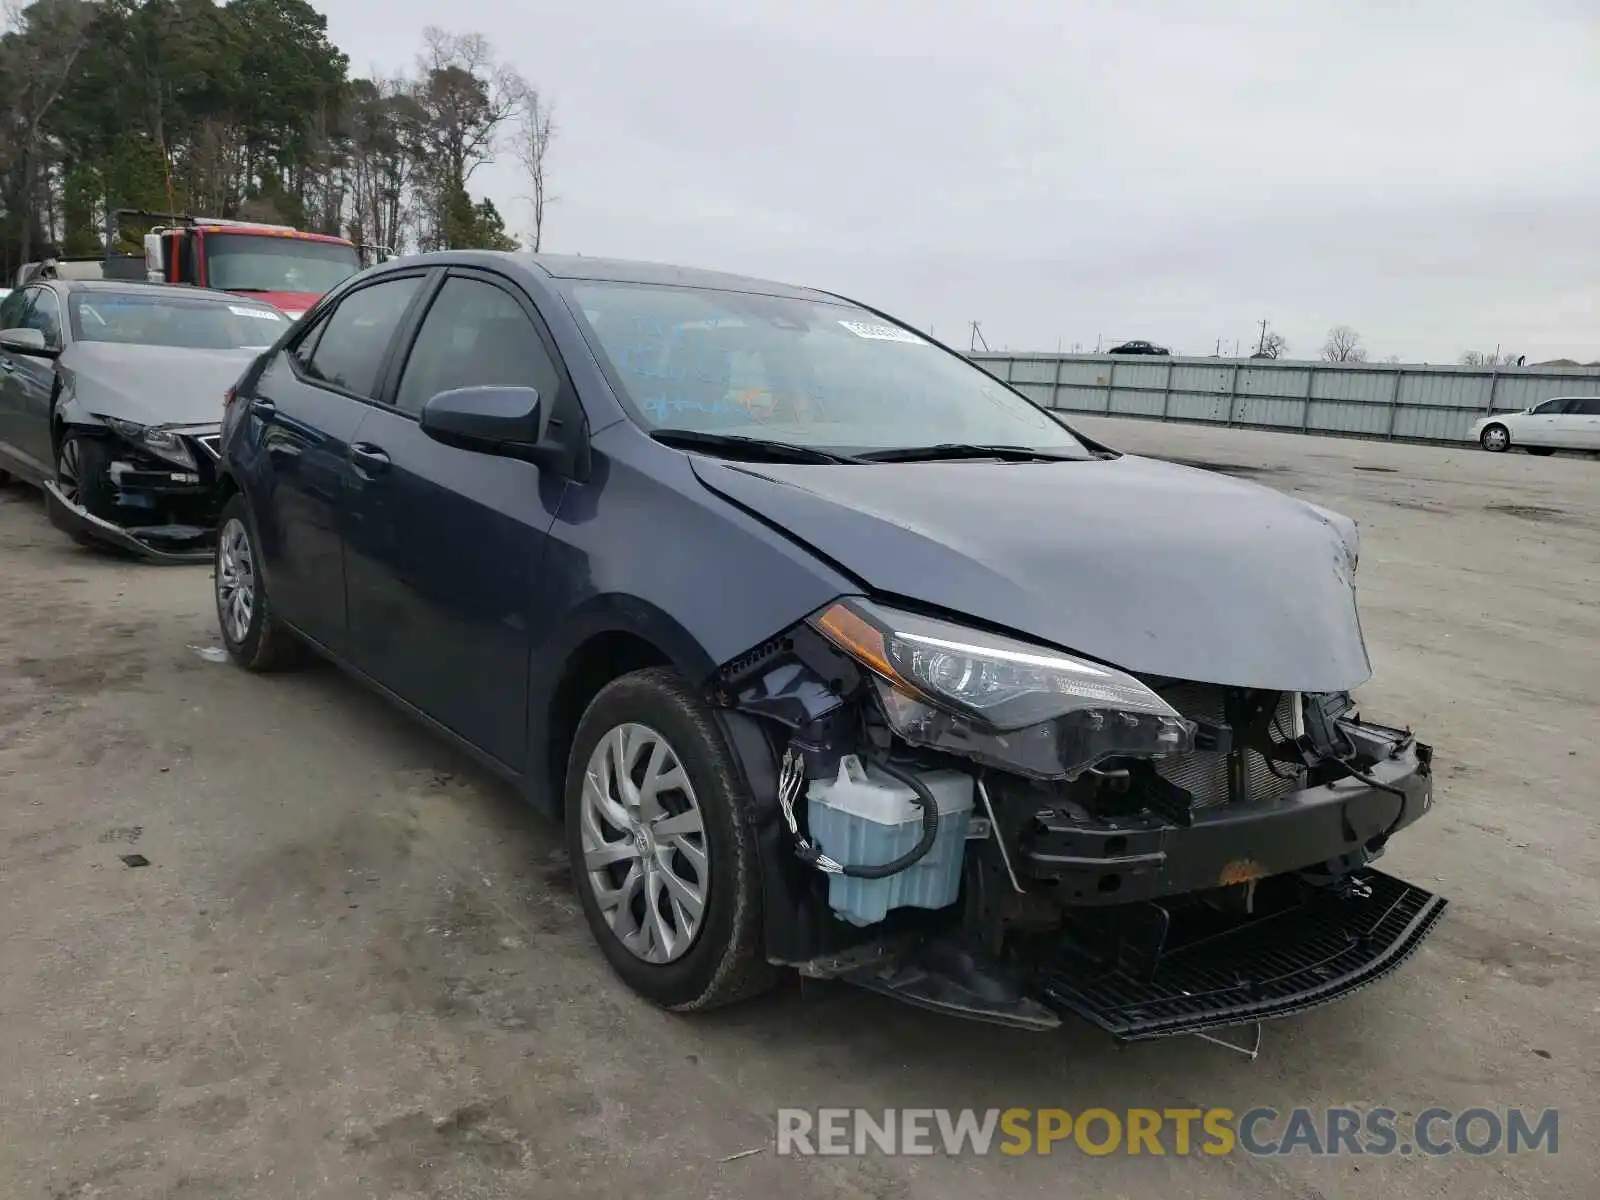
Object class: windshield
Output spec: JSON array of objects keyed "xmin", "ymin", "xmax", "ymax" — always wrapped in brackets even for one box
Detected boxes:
[
  {"xmin": 70, "ymin": 292, "xmax": 288, "ymax": 350},
  {"xmin": 204, "ymin": 234, "xmax": 360, "ymax": 295},
  {"xmin": 562, "ymin": 281, "xmax": 1089, "ymax": 456}
]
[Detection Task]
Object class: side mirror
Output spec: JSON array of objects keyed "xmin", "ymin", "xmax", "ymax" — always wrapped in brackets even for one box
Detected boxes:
[
  {"xmin": 420, "ymin": 385, "xmax": 583, "ymax": 476},
  {"xmin": 0, "ymin": 327, "xmax": 56, "ymax": 357},
  {"xmin": 422, "ymin": 384, "xmax": 541, "ymax": 448}
]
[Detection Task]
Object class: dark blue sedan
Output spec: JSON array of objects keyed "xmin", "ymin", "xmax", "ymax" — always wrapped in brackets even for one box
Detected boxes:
[{"xmin": 214, "ymin": 252, "xmax": 1444, "ymax": 1039}]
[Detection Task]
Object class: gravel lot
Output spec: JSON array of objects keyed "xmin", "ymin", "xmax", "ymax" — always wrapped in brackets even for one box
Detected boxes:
[{"xmin": 2, "ymin": 420, "xmax": 1595, "ymax": 1200}]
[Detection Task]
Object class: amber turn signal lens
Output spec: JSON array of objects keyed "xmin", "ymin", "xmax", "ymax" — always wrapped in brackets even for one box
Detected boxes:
[{"xmin": 813, "ymin": 602, "xmax": 897, "ymax": 684}]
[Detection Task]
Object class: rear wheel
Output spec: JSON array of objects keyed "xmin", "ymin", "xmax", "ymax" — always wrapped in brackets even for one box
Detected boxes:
[
  {"xmin": 565, "ymin": 667, "xmax": 776, "ymax": 1010},
  {"xmin": 1478, "ymin": 424, "xmax": 1510, "ymax": 452},
  {"xmin": 215, "ymin": 493, "xmax": 300, "ymax": 671}
]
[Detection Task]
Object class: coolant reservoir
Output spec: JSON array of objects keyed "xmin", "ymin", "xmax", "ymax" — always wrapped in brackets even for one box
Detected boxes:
[{"xmin": 806, "ymin": 755, "xmax": 974, "ymax": 927}]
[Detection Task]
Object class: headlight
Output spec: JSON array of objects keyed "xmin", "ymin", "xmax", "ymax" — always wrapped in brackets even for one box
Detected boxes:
[
  {"xmin": 105, "ymin": 418, "xmax": 196, "ymax": 469},
  {"xmin": 809, "ymin": 598, "xmax": 1194, "ymax": 780}
]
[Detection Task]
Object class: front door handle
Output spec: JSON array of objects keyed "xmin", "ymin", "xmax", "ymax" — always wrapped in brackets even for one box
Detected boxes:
[
  {"xmin": 350, "ymin": 442, "xmax": 390, "ymax": 476},
  {"xmin": 0, "ymin": 358, "xmax": 14, "ymax": 373},
  {"xmin": 251, "ymin": 397, "xmax": 277, "ymax": 416}
]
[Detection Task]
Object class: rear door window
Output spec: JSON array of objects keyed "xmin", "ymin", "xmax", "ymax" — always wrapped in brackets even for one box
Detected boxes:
[{"xmin": 299, "ymin": 277, "xmax": 424, "ymax": 399}]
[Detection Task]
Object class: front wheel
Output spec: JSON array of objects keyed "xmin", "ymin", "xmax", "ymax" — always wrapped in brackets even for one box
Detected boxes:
[
  {"xmin": 55, "ymin": 431, "xmax": 117, "ymax": 547},
  {"xmin": 565, "ymin": 667, "xmax": 776, "ymax": 1011},
  {"xmin": 1479, "ymin": 424, "xmax": 1510, "ymax": 452},
  {"xmin": 215, "ymin": 494, "xmax": 301, "ymax": 671}
]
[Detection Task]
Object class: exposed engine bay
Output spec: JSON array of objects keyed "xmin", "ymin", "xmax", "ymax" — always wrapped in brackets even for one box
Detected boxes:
[{"xmin": 713, "ymin": 597, "xmax": 1446, "ymax": 1039}]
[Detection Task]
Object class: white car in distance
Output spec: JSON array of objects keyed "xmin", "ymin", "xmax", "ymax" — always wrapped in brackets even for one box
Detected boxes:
[{"xmin": 1471, "ymin": 396, "xmax": 1600, "ymax": 455}]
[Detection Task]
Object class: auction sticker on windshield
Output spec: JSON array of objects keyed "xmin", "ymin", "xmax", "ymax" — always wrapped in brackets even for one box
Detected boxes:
[
  {"xmin": 837, "ymin": 320, "xmax": 926, "ymax": 344},
  {"xmin": 230, "ymin": 306, "xmax": 285, "ymax": 321}
]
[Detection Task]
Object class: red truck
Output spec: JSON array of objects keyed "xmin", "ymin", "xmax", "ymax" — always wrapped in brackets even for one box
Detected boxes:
[
  {"xmin": 137, "ymin": 213, "xmax": 379, "ymax": 318},
  {"xmin": 14, "ymin": 210, "xmax": 386, "ymax": 317}
]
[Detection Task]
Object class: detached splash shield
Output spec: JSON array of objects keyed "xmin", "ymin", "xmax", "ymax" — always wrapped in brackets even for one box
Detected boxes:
[
  {"xmin": 1035, "ymin": 868, "xmax": 1447, "ymax": 1040},
  {"xmin": 44, "ymin": 481, "xmax": 213, "ymax": 564}
]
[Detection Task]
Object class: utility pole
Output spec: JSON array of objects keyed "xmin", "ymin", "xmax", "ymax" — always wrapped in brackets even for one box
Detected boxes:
[{"xmin": 1256, "ymin": 318, "xmax": 1270, "ymax": 356}]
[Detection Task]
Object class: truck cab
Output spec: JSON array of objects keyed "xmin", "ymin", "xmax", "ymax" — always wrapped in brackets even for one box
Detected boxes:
[{"xmin": 143, "ymin": 217, "xmax": 369, "ymax": 318}]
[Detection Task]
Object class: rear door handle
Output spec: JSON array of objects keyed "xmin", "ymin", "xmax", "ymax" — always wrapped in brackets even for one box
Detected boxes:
[{"xmin": 349, "ymin": 442, "xmax": 390, "ymax": 476}]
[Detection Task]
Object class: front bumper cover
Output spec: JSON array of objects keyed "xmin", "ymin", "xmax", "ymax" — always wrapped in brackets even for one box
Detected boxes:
[
  {"xmin": 43, "ymin": 426, "xmax": 222, "ymax": 563},
  {"xmin": 43, "ymin": 481, "xmax": 213, "ymax": 564}
]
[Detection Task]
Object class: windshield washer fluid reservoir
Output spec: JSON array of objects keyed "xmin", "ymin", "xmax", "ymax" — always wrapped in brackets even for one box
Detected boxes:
[{"xmin": 806, "ymin": 755, "xmax": 974, "ymax": 926}]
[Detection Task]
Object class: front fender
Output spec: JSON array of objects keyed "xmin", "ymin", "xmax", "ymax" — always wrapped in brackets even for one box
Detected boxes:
[
  {"xmin": 526, "ymin": 593, "xmax": 722, "ymax": 793},
  {"xmin": 526, "ymin": 433, "xmax": 857, "ymax": 786},
  {"xmin": 522, "ymin": 434, "xmax": 862, "ymax": 963},
  {"xmin": 51, "ymin": 394, "xmax": 101, "ymax": 444}
]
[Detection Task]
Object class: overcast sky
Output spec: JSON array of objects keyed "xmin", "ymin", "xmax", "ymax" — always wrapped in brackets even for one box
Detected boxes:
[{"xmin": 319, "ymin": 0, "xmax": 1600, "ymax": 363}]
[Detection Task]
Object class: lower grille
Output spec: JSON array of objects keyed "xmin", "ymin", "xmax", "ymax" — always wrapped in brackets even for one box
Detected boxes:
[
  {"xmin": 1155, "ymin": 684, "xmax": 1303, "ymax": 808},
  {"xmin": 1036, "ymin": 869, "xmax": 1447, "ymax": 1040}
]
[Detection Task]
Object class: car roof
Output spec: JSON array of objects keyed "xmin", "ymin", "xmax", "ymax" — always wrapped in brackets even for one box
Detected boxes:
[
  {"xmin": 391, "ymin": 250, "xmax": 839, "ymax": 303},
  {"xmin": 61, "ymin": 280, "xmax": 273, "ymax": 306}
]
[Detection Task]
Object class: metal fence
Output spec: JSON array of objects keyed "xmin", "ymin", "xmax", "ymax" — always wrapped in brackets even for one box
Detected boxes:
[{"xmin": 970, "ymin": 353, "xmax": 1600, "ymax": 445}]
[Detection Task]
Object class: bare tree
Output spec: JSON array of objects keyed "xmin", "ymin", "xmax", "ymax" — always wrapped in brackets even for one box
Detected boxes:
[
  {"xmin": 1322, "ymin": 325, "xmax": 1368, "ymax": 362},
  {"xmin": 1382, "ymin": 354, "xmax": 1402, "ymax": 364},
  {"xmin": 513, "ymin": 85, "xmax": 556, "ymax": 252},
  {"xmin": 344, "ymin": 75, "xmax": 426, "ymax": 253},
  {"xmin": 1458, "ymin": 349, "xmax": 1519, "ymax": 367},
  {"xmin": 411, "ymin": 27, "xmax": 527, "ymax": 249},
  {"xmin": 1251, "ymin": 318, "xmax": 1289, "ymax": 359}
]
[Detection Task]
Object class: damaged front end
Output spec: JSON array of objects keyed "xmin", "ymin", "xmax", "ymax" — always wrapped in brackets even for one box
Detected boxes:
[
  {"xmin": 713, "ymin": 599, "xmax": 1446, "ymax": 1041},
  {"xmin": 45, "ymin": 423, "xmax": 225, "ymax": 562}
]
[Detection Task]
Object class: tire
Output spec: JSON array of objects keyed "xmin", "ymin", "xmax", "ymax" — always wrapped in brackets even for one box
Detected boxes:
[
  {"xmin": 565, "ymin": 666, "xmax": 776, "ymax": 1011},
  {"xmin": 1478, "ymin": 424, "xmax": 1510, "ymax": 452},
  {"xmin": 1526, "ymin": 447, "xmax": 1555, "ymax": 457},
  {"xmin": 55, "ymin": 431, "xmax": 118, "ymax": 547},
  {"xmin": 214, "ymin": 493, "xmax": 301, "ymax": 671}
]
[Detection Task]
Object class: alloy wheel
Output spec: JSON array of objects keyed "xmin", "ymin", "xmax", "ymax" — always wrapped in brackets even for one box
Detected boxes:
[
  {"xmin": 56, "ymin": 438, "xmax": 81, "ymax": 504},
  {"xmin": 579, "ymin": 722, "xmax": 709, "ymax": 964},
  {"xmin": 216, "ymin": 517, "xmax": 256, "ymax": 645}
]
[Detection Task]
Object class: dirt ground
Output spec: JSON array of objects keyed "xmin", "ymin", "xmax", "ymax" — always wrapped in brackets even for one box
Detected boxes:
[{"xmin": 1, "ymin": 420, "xmax": 1595, "ymax": 1200}]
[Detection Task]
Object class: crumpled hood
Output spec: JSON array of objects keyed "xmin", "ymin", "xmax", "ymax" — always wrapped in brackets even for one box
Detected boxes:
[
  {"xmin": 62, "ymin": 343, "xmax": 257, "ymax": 428},
  {"xmin": 690, "ymin": 453, "xmax": 1371, "ymax": 692}
]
